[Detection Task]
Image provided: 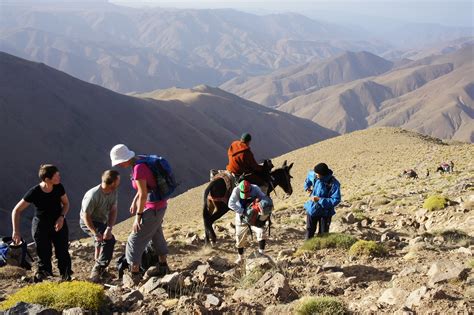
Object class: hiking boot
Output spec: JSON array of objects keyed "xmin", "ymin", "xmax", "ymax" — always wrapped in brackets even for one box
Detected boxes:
[
  {"xmin": 61, "ymin": 273, "xmax": 72, "ymax": 281},
  {"xmin": 90, "ymin": 265, "xmax": 105, "ymax": 283},
  {"xmin": 34, "ymin": 270, "xmax": 52, "ymax": 283}
]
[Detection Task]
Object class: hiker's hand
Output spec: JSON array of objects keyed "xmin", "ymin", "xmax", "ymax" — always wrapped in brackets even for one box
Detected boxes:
[
  {"xmin": 132, "ymin": 217, "xmax": 142, "ymax": 233},
  {"xmin": 54, "ymin": 216, "xmax": 64, "ymax": 232},
  {"xmin": 95, "ymin": 233, "xmax": 104, "ymax": 243},
  {"xmin": 130, "ymin": 203, "xmax": 137, "ymax": 215},
  {"xmin": 12, "ymin": 232, "xmax": 21, "ymax": 245},
  {"xmin": 103, "ymin": 227, "xmax": 113, "ymax": 240},
  {"xmin": 312, "ymin": 196, "xmax": 320, "ymax": 202}
]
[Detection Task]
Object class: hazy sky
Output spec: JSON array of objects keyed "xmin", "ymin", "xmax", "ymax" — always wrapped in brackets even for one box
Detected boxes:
[{"xmin": 110, "ymin": 1, "xmax": 474, "ymax": 27}]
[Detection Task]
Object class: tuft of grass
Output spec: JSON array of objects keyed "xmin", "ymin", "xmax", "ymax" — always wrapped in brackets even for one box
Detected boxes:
[
  {"xmin": 423, "ymin": 195, "xmax": 448, "ymax": 211},
  {"xmin": 298, "ymin": 233, "xmax": 357, "ymax": 254},
  {"xmin": 296, "ymin": 296, "xmax": 346, "ymax": 315},
  {"xmin": 349, "ymin": 240, "xmax": 388, "ymax": 257},
  {"xmin": 239, "ymin": 267, "xmax": 266, "ymax": 289},
  {"xmin": 469, "ymin": 260, "xmax": 474, "ymax": 268},
  {"xmin": 0, "ymin": 281, "xmax": 105, "ymax": 311}
]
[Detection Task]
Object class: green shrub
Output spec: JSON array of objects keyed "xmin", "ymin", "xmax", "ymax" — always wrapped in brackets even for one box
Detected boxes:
[
  {"xmin": 0, "ymin": 281, "xmax": 105, "ymax": 311},
  {"xmin": 349, "ymin": 240, "xmax": 388, "ymax": 257},
  {"xmin": 423, "ymin": 195, "xmax": 448, "ymax": 211},
  {"xmin": 299, "ymin": 233, "xmax": 357, "ymax": 253},
  {"xmin": 296, "ymin": 296, "xmax": 346, "ymax": 315},
  {"xmin": 239, "ymin": 267, "xmax": 266, "ymax": 289}
]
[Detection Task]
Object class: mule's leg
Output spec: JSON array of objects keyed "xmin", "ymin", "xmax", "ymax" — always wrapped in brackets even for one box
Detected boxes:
[
  {"xmin": 207, "ymin": 203, "xmax": 231, "ymax": 244},
  {"xmin": 203, "ymin": 201, "xmax": 216, "ymax": 246}
]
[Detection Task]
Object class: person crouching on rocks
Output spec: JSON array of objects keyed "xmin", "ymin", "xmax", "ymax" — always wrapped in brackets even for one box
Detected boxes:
[
  {"xmin": 110, "ymin": 144, "xmax": 171, "ymax": 282},
  {"xmin": 303, "ymin": 163, "xmax": 341, "ymax": 239},
  {"xmin": 11, "ymin": 164, "xmax": 73, "ymax": 282},
  {"xmin": 228, "ymin": 180, "xmax": 272, "ymax": 264},
  {"xmin": 80, "ymin": 170, "xmax": 120, "ymax": 283}
]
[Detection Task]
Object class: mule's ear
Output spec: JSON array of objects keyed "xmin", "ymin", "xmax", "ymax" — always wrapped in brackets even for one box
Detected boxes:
[
  {"xmin": 288, "ymin": 162, "xmax": 294, "ymax": 170},
  {"xmin": 283, "ymin": 160, "xmax": 287, "ymax": 166}
]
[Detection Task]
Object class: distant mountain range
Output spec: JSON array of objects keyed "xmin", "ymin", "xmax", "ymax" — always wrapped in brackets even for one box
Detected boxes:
[
  {"xmin": 0, "ymin": 52, "xmax": 336, "ymax": 238},
  {"xmin": 3, "ymin": 2, "xmax": 471, "ymax": 94}
]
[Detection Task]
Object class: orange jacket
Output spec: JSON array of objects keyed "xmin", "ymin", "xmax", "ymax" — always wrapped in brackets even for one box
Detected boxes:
[{"xmin": 226, "ymin": 140, "xmax": 263, "ymax": 175}]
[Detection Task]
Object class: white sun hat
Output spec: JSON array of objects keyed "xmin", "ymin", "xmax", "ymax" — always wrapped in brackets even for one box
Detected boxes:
[{"xmin": 110, "ymin": 144, "xmax": 135, "ymax": 166}]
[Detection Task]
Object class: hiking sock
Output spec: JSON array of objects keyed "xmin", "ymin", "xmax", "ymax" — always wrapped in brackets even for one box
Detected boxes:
[
  {"xmin": 238, "ymin": 248, "xmax": 244, "ymax": 255},
  {"xmin": 258, "ymin": 240, "xmax": 266, "ymax": 253}
]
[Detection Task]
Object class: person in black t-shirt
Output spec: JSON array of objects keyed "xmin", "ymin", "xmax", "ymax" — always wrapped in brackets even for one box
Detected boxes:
[{"xmin": 11, "ymin": 164, "xmax": 73, "ymax": 282}]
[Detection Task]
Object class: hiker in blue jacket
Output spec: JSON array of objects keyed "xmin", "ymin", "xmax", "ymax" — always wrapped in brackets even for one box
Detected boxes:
[{"xmin": 304, "ymin": 163, "xmax": 341, "ymax": 239}]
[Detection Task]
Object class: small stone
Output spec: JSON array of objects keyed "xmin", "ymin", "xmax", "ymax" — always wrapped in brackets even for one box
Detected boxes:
[
  {"xmin": 159, "ymin": 272, "xmax": 183, "ymax": 291},
  {"xmin": 5, "ymin": 302, "xmax": 60, "ymax": 315},
  {"xmin": 345, "ymin": 213, "xmax": 356, "ymax": 224},
  {"xmin": 62, "ymin": 307, "xmax": 86, "ymax": 315},
  {"xmin": 345, "ymin": 276, "xmax": 357, "ymax": 284},
  {"xmin": 245, "ymin": 256, "xmax": 275, "ymax": 273},
  {"xmin": 194, "ymin": 264, "xmax": 211, "ymax": 282},
  {"xmin": 277, "ymin": 249, "xmax": 294, "ymax": 261},
  {"xmin": 122, "ymin": 290, "xmax": 144, "ymax": 303},
  {"xmin": 405, "ymin": 286, "xmax": 428, "ymax": 308},
  {"xmin": 205, "ymin": 294, "xmax": 220, "ymax": 307},
  {"xmin": 162, "ymin": 298, "xmax": 179, "ymax": 308},
  {"xmin": 327, "ymin": 272, "xmax": 345, "ymax": 279},
  {"xmin": 207, "ymin": 256, "xmax": 231, "ymax": 272},
  {"xmin": 122, "ymin": 273, "xmax": 140, "ymax": 288},
  {"xmin": 455, "ymin": 247, "xmax": 472, "ymax": 255},
  {"xmin": 322, "ymin": 261, "xmax": 340, "ymax": 271}
]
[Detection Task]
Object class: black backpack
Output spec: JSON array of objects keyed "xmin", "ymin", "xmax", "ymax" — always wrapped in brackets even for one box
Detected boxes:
[{"xmin": 0, "ymin": 237, "xmax": 32, "ymax": 270}]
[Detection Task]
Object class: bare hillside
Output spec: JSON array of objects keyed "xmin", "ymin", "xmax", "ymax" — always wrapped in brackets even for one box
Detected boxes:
[
  {"xmin": 278, "ymin": 45, "xmax": 474, "ymax": 141},
  {"xmin": 0, "ymin": 52, "xmax": 336, "ymax": 238}
]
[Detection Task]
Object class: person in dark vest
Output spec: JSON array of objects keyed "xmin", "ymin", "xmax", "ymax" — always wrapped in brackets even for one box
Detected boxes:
[
  {"xmin": 303, "ymin": 163, "xmax": 341, "ymax": 239},
  {"xmin": 11, "ymin": 164, "xmax": 72, "ymax": 282}
]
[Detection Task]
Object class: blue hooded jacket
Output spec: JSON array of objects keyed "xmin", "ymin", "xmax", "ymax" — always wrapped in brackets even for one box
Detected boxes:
[{"xmin": 304, "ymin": 170, "xmax": 341, "ymax": 217}]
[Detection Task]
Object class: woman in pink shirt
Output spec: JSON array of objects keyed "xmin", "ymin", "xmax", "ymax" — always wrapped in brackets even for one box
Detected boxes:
[{"xmin": 110, "ymin": 144, "xmax": 169, "ymax": 279}]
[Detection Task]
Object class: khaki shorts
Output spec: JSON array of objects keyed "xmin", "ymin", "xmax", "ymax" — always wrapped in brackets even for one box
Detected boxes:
[{"xmin": 235, "ymin": 214, "xmax": 267, "ymax": 248}]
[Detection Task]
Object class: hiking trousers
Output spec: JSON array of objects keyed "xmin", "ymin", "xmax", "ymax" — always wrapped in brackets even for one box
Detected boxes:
[
  {"xmin": 306, "ymin": 214, "xmax": 332, "ymax": 239},
  {"xmin": 235, "ymin": 213, "xmax": 267, "ymax": 249},
  {"xmin": 80, "ymin": 220, "xmax": 116, "ymax": 268},
  {"xmin": 126, "ymin": 208, "xmax": 168, "ymax": 265},
  {"xmin": 31, "ymin": 217, "xmax": 72, "ymax": 277}
]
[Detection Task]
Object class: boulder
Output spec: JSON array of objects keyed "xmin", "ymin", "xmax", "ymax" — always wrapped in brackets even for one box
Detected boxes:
[
  {"xmin": 405, "ymin": 286, "xmax": 428, "ymax": 308},
  {"xmin": 5, "ymin": 302, "xmax": 59, "ymax": 315},
  {"xmin": 207, "ymin": 256, "xmax": 232, "ymax": 272},
  {"xmin": 378, "ymin": 288, "xmax": 409, "ymax": 305},
  {"xmin": 194, "ymin": 264, "xmax": 211, "ymax": 282},
  {"xmin": 255, "ymin": 272, "xmax": 292, "ymax": 301},
  {"xmin": 427, "ymin": 261, "xmax": 469, "ymax": 286},
  {"xmin": 159, "ymin": 272, "xmax": 184, "ymax": 291},
  {"xmin": 122, "ymin": 290, "xmax": 144, "ymax": 303},
  {"xmin": 245, "ymin": 256, "xmax": 275, "ymax": 273},
  {"xmin": 140, "ymin": 277, "xmax": 161, "ymax": 295}
]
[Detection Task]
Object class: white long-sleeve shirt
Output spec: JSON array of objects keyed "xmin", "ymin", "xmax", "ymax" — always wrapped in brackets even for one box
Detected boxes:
[{"xmin": 228, "ymin": 184, "xmax": 266, "ymax": 215}]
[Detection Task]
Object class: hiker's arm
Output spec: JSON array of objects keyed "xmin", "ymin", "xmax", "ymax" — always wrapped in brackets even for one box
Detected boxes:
[
  {"xmin": 130, "ymin": 192, "xmax": 139, "ymax": 215},
  {"xmin": 104, "ymin": 204, "xmax": 118, "ymax": 240},
  {"xmin": 304, "ymin": 172, "xmax": 314, "ymax": 192},
  {"xmin": 11, "ymin": 199, "xmax": 30, "ymax": 244},
  {"xmin": 228, "ymin": 189, "xmax": 244, "ymax": 214},
  {"xmin": 132, "ymin": 179, "xmax": 147, "ymax": 232},
  {"xmin": 318, "ymin": 182, "xmax": 341, "ymax": 208},
  {"xmin": 81, "ymin": 211, "xmax": 103, "ymax": 242},
  {"xmin": 55, "ymin": 194, "xmax": 70, "ymax": 232}
]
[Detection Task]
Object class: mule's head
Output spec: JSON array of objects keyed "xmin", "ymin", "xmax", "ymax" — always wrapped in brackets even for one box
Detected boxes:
[{"xmin": 271, "ymin": 160, "xmax": 294, "ymax": 196}]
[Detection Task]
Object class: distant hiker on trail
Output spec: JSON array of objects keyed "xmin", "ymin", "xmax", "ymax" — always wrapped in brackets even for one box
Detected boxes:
[
  {"xmin": 303, "ymin": 163, "xmax": 341, "ymax": 239},
  {"xmin": 426, "ymin": 168, "xmax": 430, "ymax": 177},
  {"xmin": 110, "ymin": 144, "xmax": 176, "ymax": 281},
  {"xmin": 228, "ymin": 180, "xmax": 273, "ymax": 264},
  {"xmin": 450, "ymin": 161, "xmax": 454, "ymax": 172},
  {"xmin": 80, "ymin": 170, "xmax": 120, "ymax": 283},
  {"xmin": 11, "ymin": 164, "xmax": 72, "ymax": 282},
  {"xmin": 226, "ymin": 133, "xmax": 270, "ymax": 188},
  {"xmin": 437, "ymin": 162, "xmax": 452, "ymax": 173}
]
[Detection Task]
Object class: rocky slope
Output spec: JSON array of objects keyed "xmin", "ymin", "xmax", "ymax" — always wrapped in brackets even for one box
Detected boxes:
[{"xmin": 1, "ymin": 127, "xmax": 472, "ymax": 314}]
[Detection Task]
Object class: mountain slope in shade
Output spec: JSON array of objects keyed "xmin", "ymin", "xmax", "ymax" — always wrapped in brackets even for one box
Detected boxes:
[
  {"xmin": 221, "ymin": 51, "xmax": 393, "ymax": 107},
  {"xmin": 278, "ymin": 45, "xmax": 474, "ymax": 142},
  {"xmin": 0, "ymin": 52, "xmax": 337, "ymax": 238}
]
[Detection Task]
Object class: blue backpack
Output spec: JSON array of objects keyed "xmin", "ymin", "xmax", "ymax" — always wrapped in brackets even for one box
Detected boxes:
[{"xmin": 136, "ymin": 155, "xmax": 178, "ymax": 201}]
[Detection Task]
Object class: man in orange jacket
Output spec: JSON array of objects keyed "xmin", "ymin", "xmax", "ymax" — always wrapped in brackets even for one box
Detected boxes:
[{"xmin": 226, "ymin": 133, "xmax": 266, "ymax": 186}]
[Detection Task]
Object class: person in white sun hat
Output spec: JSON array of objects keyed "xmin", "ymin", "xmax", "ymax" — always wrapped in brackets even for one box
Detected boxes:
[{"xmin": 110, "ymin": 144, "xmax": 173, "ymax": 282}]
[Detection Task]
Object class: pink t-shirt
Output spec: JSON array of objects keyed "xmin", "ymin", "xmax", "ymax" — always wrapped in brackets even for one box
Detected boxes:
[{"xmin": 132, "ymin": 163, "xmax": 168, "ymax": 210}]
